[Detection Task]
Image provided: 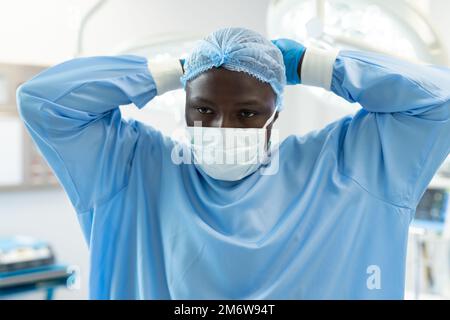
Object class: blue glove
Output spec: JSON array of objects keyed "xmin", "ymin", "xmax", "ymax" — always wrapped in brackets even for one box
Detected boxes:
[{"xmin": 271, "ymin": 39, "xmax": 306, "ymax": 85}]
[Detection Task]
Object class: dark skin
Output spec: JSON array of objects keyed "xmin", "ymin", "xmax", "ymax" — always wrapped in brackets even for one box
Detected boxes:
[
  {"xmin": 183, "ymin": 51, "xmax": 305, "ymax": 145},
  {"xmin": 185, "ymin": 67, "xmax": 279, "ymax": 145}
]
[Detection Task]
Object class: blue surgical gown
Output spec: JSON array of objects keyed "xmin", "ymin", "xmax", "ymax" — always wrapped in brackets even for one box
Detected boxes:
[{"xmin": 16, "ymin": 50, "xmax": 450, "ymax": 299}]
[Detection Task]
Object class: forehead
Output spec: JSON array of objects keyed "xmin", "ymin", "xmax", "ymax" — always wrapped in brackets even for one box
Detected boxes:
[{"xmin": 185, "ymin": 67, "xmax": 276, "ymax": 108}]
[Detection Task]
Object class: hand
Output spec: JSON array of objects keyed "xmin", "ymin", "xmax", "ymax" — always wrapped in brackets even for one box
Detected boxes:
[{"xmin": 271, "ymin": 39, "xmax": 306, "ymax": 85}]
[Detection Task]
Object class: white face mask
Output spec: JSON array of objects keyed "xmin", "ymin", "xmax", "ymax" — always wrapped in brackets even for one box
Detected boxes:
[{"xmin": 186, "ymin": 111, "xmax": 277, "ymax": 181}]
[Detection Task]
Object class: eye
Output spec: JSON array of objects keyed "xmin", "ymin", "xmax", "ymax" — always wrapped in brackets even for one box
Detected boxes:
[
  {"xmin": 240, "ymin": 110, "xmax": 256, "ymax": 118},
  {"xmin": 195, "ymin": 106, "xmax": 214, "ymax": 114}
]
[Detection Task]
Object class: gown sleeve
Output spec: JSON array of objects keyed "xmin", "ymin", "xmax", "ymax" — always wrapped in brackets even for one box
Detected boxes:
[{"xmin": 16, "ymin": 55, "xmax": 183, "ymax": 213}]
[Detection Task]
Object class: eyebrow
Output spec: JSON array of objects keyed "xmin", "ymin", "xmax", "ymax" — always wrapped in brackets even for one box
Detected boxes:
[
  {"xmin": 235, "ymin": 99, "xmax": 265, "ymax": 107},
  {"xmin": 189, "ymin": 97, "xmax": 267, "ymax": 109},
  {"xmin": 189, "ymin": 97, "xmax": 217, "ymax": 106}
]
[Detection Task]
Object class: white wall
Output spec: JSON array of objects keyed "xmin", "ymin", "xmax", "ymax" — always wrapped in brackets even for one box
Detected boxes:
[
  {"xmin": 0, "ymin": 0, "xmax": 270, "ymax": 65},
  {"xmin": 428, "ymin": 0, "xmax": 450, "ymax": 59}
]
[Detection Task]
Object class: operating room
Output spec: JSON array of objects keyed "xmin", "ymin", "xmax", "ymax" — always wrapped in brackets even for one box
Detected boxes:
[{"xmin": 0, "ymin": 0, "xmax": 450, "ymax": 301}]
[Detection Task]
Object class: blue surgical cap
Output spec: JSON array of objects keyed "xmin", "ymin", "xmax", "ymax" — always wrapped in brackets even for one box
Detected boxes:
[{"xmin": 180, "ymin": 27, "xmax": 286, "ymax": 111}]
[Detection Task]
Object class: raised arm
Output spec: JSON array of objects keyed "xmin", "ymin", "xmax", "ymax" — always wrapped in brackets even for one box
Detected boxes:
[
  {"xmin": 301, "ymin": 47, "xmax": 450, "ymax": 208},
  {"xmin": 16, "ymin": 55, "xmax": 183, "ymax": 213}
]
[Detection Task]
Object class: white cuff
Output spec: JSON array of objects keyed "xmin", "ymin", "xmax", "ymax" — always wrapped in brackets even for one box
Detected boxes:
[
  {"xmin": 147, "ymin": 58, "xmax": 184, "ymax": 95},
  {"xmin": 301, "ymin": 46, "xmax": 339, "ymax": 90}
]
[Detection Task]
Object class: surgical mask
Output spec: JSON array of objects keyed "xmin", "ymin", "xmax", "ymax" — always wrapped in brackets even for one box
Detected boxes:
[{"xmin": 186, "ymin": 111, "xmax": 277, "ymax": 181}]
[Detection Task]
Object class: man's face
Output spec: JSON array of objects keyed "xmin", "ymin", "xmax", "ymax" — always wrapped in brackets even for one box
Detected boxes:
[{"xmin": 185, "ymin": 67, "xmax": 278, "ymax": 136}]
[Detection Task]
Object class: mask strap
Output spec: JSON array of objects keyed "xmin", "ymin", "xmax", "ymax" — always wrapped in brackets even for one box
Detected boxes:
[{"xmin": 262, "ymin": 109, "xmax": 277, "ymax": 129}]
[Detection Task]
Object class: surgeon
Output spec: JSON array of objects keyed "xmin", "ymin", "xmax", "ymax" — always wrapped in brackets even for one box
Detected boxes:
[{"xmin": 16, "ymin": 27, "xmax": 450, "ymax": 299}]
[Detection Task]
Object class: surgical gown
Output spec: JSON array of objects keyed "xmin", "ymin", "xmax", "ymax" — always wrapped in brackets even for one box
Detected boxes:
[{"xmin": 16, "ymin": 48, "xmax": 450, "ymax": 299}]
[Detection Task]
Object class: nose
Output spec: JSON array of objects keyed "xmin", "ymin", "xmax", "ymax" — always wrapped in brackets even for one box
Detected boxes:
[
  {"xmin": 220, "ymin": 114, "xmax": 235, "ymax": 128},
  {"xmin": 210, "ymin": 113, "xmax": 234, "ymax": 128}
]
